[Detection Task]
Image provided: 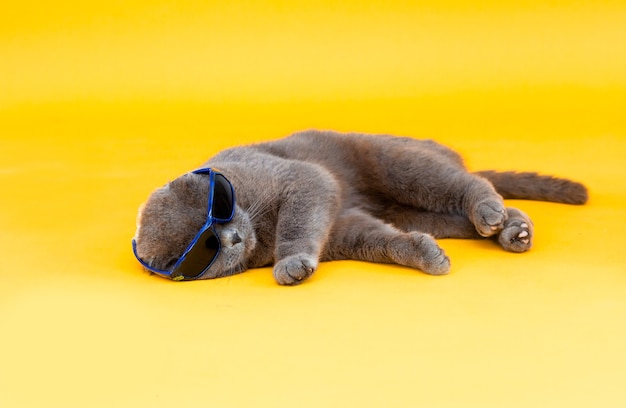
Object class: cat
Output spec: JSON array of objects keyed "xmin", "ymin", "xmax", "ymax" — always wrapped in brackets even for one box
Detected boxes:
[{"xmin": 133, "ymin": 130, "xmax": 588, "ymax": 285}]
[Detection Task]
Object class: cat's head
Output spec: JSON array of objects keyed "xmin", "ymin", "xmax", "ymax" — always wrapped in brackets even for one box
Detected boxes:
[{"xmin": 133, "ymin": 172, "xmax": 257, "ymax": 279}]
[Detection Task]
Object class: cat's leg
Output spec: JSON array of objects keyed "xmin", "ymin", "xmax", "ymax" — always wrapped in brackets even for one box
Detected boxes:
[
  {"xmin": 371, "ymin": 154, "xmax": 507, "ymax": 238},
  {"xmin": 353, "ymin": 136, "xmax": 507, "ymax": 236},
  {"xmin": 324, "ymin": 209, "xmax": 451, "ymax": 275},
  {"xmin": 381, "ymin": 205, "xmax": 534, "ymax": 252},
  {"xmin": 380, "ymin": 205, "xmax": 481, "ymax": 239},
  {"xmin": 272, "ymin": 165, "xmax": 340, "ymax": 285}
]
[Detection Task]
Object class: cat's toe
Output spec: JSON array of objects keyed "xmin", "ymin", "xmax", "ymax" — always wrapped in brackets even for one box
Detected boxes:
[
  {"xmin": 402, "ymin": 233, "xmax": 451, "ymax": 275},
  {"xmin": 472, "ymin": 200, "xmax": 507, "ymax": 237},
  {"xmin": 273, "ymin": 254, "xmax": 318, "ymax": 285},
  {"xmin": 498, "ymin": 220, "xmax": 533, "ymax": 253},
  {"xmin": 422, "ymin": 247, "xmax": 451, "ymax": 275}
]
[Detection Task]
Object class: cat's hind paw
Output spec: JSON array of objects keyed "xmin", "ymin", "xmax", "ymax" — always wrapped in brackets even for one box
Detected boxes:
[
  {"xmin": 413, "ymin": 234, "xmax": 451, "ymax": 275},
  {"xmin": 390, "ymin": 232, "xmax": 451, "ymax": 275},
  {"xmin": 273, "ymin": 254, "xmax": 318, "ymax": 285},
  {"xmin": 498, "ymin": 219, "xmax": 533, "ymax": 253}
]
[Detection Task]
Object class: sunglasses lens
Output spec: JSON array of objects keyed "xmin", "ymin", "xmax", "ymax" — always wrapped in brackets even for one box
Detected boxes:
[
  {"xmin": 212, "ymin": 174, "xmax": 235, "ymax": 220},
  {"xmin": 175, "ymin": 229, "xmax": 220, "ymax": 279}
]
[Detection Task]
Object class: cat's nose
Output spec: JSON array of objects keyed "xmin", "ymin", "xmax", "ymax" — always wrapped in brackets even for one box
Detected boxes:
[
  {"xmin": 223, "ymin": 229, "xmax": 242, "ymax": 246},
  {"xmin": 231, "ymin": 231, "xmax": 242, "ymax": 245}
]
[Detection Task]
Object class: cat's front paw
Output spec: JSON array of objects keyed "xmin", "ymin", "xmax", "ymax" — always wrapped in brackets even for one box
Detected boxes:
[
  {"xmin": 471, "ymin": 199, "xmax": 507, "ymax": 237},
  {"xmin": 273, "ymin": 254, "xmax": 318, "ymax": 285},
  {"xmin": 498, "ymin": 219, "xmax": 533, "ymax": 253}
]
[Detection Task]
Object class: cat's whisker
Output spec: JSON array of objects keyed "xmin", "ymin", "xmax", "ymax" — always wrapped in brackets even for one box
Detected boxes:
[
  {"xmin": 222, "ymin": 254, "xmax": 245, "ymax": 277},
  {"xmin": 247, "ymin": 193, "xmax": 269, "ymax": 215},
  {"xmin": 232, "ymin": 263, "xmax": 245, "ymax": 276},
  {"xmin": 245, "ymin": 194, "xmax": 273, "ymax": 221}
]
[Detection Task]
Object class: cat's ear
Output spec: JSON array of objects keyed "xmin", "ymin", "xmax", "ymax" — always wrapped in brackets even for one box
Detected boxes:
[
  {"xmin": 167, "ymin": 173, "xmax": 206, "ymax": 205},
  {"xmin": 168, "ymin": 173, "xmax": 195, "ymax": 194}
]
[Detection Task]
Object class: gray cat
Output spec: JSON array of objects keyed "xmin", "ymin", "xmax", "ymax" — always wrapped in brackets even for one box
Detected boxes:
[{"xmin": 133, "ymin": 130, "xmax": 587, "ymax": 285}]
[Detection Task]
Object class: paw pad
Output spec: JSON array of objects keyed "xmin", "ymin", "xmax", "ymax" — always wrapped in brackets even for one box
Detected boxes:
[{"xmin": 499, "ymin": 221, "xmax": 533, "ymax": 253}]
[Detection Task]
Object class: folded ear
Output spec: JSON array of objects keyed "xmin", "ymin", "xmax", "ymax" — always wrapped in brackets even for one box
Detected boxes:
[
  {"xmin": 134, "ymin": 174, "xmax": 207, "ymax": 266},
  {"xmin": 167, "ymin": 173, "xmax": 208, "ymax": 207}
]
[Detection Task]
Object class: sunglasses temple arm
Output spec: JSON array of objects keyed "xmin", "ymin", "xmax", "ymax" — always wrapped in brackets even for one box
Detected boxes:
[{"xmin": 131, "ymin": 240, "xmax": 174, "ymax": 278}]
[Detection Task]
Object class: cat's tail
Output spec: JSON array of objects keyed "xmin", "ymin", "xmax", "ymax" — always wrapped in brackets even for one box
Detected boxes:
[{"xmin": 474, "ymin": 171, "xmax": 588, "ymax": 204}]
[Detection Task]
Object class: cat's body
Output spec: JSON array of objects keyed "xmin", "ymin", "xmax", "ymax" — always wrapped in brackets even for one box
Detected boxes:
[{"xmin": 134, "ymin": 130, "xmax": 587, "ymax": 285}]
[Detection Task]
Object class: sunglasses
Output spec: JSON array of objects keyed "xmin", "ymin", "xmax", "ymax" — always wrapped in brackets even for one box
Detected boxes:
[{"xmin": 132, "ymin": 168, "xmax": 236, "ymax": 281}]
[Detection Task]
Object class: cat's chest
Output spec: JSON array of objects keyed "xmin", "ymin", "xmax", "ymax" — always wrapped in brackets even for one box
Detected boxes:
[{"xmin": 246, "ymin": 217, "xmax": 278, "ymax": 268}]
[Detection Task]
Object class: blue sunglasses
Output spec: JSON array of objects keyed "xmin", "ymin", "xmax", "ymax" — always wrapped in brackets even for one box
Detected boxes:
[{"xmin": 132, "ymin": 168, "xmax": 236, "ymax": 281}]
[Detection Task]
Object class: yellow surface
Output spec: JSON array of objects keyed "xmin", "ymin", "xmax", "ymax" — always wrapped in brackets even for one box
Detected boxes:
[{"xmin": 1, "ymin": 1, "xmax": 625, "ymax": 407}]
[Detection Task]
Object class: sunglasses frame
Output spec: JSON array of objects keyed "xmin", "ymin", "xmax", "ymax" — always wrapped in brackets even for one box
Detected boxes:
[{"xmin": 132, "ymin": 168, "xmax": 236, "ymax": 281}]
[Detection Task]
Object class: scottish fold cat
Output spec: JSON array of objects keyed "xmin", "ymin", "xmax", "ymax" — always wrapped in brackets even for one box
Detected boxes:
[{"xmin": 133, "ymin": 131, "xmax": 587, "ymax": 285}]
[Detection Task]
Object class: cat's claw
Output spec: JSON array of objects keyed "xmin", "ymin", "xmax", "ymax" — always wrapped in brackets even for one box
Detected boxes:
[{"xmin": 273, "ymin": 254, "xmax": 318, "ymax": 285}]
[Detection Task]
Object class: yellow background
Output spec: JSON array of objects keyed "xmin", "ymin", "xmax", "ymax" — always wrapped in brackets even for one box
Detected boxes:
[{"xmin": 1, "ymin": 1, "xmax": 625, "ymax": 407}]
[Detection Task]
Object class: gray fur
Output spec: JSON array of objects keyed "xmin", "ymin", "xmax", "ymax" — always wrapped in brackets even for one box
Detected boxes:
[{"xmin": 134, "ymin": 131, "xmax": 588, "ymax": 285}]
